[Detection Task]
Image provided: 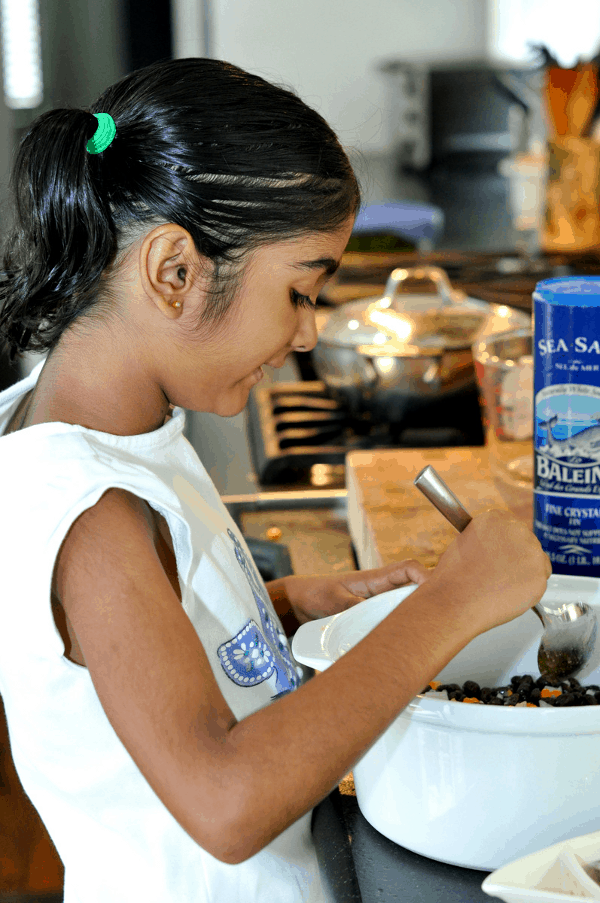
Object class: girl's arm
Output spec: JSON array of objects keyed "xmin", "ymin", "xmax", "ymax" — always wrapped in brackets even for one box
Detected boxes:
[{"xmin": 54, "ymin": 488, "xmax": 550, "ymax": 865}]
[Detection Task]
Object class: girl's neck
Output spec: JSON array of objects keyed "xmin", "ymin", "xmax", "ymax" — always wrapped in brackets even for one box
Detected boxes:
[{"xmin": 8, "ymin": 342, "xmax": 171, "ymax": 438}]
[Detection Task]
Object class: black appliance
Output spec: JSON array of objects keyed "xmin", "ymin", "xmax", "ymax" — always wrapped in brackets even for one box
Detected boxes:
[{"xmin": 429, "ymin": 65, "xmax": 521, "ymax": 168}]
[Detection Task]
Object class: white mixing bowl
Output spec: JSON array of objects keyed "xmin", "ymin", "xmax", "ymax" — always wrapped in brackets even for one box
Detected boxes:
[{"xmin": 292, "ymin": 574, "xmax": 600, "ymax": 870}]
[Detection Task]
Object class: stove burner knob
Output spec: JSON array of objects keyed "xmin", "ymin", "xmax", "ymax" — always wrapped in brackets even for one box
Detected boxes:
[{"xmin": 266, "ymin": 526, "xmax": 283, "ymax": 542}]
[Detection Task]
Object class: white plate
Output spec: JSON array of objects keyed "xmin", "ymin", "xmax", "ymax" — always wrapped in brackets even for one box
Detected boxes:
[
  {"xmin": 291, "ymin": 585, "xmax": 416, "ymax": 672},
  {"xmin": 482, "ymin": 830, "xmax": 600, "ymax": 902}
]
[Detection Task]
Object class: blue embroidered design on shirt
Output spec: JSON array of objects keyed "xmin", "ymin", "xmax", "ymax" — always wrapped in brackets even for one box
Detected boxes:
[
  {"xmin": 218, "ymin": 620, "xmax": 275, "ymax": 686},
  {"xmin": 217, "ymin": 529, "xmax": 300, "ymax": 694}
]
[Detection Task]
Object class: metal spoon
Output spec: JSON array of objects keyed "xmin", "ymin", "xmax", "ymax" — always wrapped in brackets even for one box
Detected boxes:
[{"xmin": 413, "ymin": 465, "xmax": 598, "ymax": 683}]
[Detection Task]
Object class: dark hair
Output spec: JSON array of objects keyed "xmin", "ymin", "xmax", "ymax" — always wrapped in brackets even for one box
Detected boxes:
[{"xmin": 0, "ymin": 58, "xmax": 360, "ymax": 360}]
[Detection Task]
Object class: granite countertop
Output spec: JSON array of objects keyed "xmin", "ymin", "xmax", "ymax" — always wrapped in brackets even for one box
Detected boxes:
[{"xmin": 346, "ymin": 445, "xmax": 532, "ymax": 570}]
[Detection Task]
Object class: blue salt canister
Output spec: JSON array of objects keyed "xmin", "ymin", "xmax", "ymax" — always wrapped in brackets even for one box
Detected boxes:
[{"xmin": 533, "ymin": 277, "xmax": 600, "ymax": 577}]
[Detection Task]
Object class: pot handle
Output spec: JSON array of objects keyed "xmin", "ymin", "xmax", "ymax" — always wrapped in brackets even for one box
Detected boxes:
[
  {"xmin": 360, "ymin": 355, "xmax": 380, "ymax": 392},
  {"xmin": 422, "ymin": 360, "xmax": 442, "ymax": 385},
  {"xmin": 383, "ymin": 265, "xmax": 459, "ymax": 310}
]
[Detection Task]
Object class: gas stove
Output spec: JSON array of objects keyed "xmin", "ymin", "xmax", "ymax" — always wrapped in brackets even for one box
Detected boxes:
[
  {"xmin": 247, "ymin": 380, "xmax": 484, "ymax": 489},
  {"xmin": 245, "ymin": 248, "xmax": 600, "ymax": 491}
]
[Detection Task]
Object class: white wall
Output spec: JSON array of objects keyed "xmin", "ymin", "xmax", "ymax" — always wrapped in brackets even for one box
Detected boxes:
[
  {"xmin": 39, "ymin": 0, "xmax": 126, "ymax": 110},
  {"xmin": 488, "ymin": 0, "xmax": 600, "ymax": 68},
  {"xmin": 211, "ymin": 0, "xmax": 488, "ymax": 153},
  {"xmin": 0, "ymin": 24, "xmax": 13, "ymax": 219}
]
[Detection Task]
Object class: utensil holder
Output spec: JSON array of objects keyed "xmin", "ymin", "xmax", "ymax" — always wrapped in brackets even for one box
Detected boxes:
[{"xmin": 543, "ymin": 137, "xmax": 600, "ymax": 252}]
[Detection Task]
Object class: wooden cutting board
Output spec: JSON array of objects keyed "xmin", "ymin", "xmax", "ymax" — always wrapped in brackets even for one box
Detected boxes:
[{"xmin": 346, "ymin": 447, "xmax": 533, "ymax": 570}]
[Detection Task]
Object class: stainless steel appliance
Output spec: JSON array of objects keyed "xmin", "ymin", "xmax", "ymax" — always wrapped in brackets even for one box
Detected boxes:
[
  {"xmin": 380, "ymin": 61, "xmax": 533, "ymax": 172},
  {"xmin": 379, "ymin": 61, "xmax": 430, "ymax": 170}
]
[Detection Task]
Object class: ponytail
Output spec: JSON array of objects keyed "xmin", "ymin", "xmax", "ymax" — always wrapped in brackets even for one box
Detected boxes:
[{"xmin": 0, "ymin": 109, "xmax": 118, "ymax": 359}]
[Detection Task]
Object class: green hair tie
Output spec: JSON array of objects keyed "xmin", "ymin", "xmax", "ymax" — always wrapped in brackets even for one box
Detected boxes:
[{"xmin": 86, "ymin": 113, "xmax": 116, "ymax": 155}]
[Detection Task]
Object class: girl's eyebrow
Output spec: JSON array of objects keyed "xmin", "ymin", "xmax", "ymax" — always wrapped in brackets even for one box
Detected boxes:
[{"xmin": 291, "ymin": 257, "xmax": 341, "ymax": 277}]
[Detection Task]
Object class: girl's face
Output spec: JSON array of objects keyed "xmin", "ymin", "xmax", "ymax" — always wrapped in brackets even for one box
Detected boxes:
[{"xmin": 175, "ymin": 218, "xmax": 354, "ymax": 417}]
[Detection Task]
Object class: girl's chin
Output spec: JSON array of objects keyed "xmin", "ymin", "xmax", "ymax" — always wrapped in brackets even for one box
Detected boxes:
[
  {"xmin": 212, "ymin": 381, "xmax": 261, "ymax": 418},
  {"xmin": 249, "ymin": 366, "xmax": 264, "ymax": 384}
]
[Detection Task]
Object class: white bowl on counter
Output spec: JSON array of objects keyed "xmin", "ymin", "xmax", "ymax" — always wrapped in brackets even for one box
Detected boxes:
[
  {"xmin": 292, "ymin": 574, "xmax": 600, "ymax": 871},
  {"xmin": 482, "ymin": 829, "xmax": 600, "ymax": 902}
]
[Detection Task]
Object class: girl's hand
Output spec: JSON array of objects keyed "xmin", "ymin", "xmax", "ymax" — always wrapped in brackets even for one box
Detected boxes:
[
  {"xmin": 426, "ymin": 509, "xmax": 551, "ymax": 635},
  {"xmin": 267, "ymin": 559, "xmax": 430, "ymax": 630}
]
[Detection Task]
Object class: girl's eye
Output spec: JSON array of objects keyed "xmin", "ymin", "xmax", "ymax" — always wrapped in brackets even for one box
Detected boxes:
[{"xmin": 290, "ymin": 289, "xmax": 316, "ymax": 310}]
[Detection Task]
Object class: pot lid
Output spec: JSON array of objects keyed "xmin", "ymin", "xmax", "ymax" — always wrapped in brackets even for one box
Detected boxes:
[{"xmin": 318, "ymin": 266, "xmax": 490, "ymax": 354}]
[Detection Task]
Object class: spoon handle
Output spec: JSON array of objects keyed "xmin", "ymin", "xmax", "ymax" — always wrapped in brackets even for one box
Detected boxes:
[
  {"xmin": 414, "ymin": 466, "xmax": 472, "ymax": 533},
  {"xmin": 413, "ymin": 465, "xmax": 547, "ymax": 628}
]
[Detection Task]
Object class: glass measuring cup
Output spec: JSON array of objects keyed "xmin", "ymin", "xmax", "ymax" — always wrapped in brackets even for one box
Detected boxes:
[{"xmin": 474, "ymin": 328, "xmax": 534, "ymax": 488}]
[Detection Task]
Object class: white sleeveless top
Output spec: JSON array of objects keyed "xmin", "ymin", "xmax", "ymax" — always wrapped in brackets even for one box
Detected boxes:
[{"xmin": 0, "ymin": 362, "xmax": 334, "ymax": 903}]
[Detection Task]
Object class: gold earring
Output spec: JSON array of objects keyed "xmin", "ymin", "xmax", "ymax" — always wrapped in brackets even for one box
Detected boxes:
[{"xmin": 172, "ymin": 300, "xmax": 182, "ymax": 308}]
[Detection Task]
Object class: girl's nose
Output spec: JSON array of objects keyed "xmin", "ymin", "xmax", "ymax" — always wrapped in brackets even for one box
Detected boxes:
[{"xmin": 292, "ymin": 308, "xmax": 318, "ymax": 354}]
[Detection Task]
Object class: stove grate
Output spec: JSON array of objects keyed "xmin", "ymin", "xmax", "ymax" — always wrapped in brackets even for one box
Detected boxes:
[{"xmin": 247, "ymin": 381, "xmax": 484, "ymax": 488}]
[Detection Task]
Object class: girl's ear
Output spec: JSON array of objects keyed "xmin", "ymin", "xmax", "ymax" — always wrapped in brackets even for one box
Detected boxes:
[{"xmin": 139, "ymin": 224, "xmax": 207, "ymax": 317}]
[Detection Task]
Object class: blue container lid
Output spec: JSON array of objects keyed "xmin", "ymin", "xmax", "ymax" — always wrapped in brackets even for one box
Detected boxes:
[{"xmin": 533, "ymin": 276, "xmax": 600, "ymax": 306}]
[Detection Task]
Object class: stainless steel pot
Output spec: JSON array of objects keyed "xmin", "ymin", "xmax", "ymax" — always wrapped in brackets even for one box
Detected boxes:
[{"xmin": 312, "ymin": 266, "xmax": 530, "ymax": 423}]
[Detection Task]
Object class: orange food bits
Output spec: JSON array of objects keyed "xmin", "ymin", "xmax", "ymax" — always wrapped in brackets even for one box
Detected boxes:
[
  {"xmin": 527, "ymin": 703, "xmax": 537, "ymax": 708},
  {"xmin": 463, "ymin": 696, "xmax": 483, "ymax": 704},
  {"xmin": 541, "ymin": 687, "xmax": 562, "ymax": 698},
  {"xmin": 429, "ymin": 681, "xmax": 442, "ymax": 690}
]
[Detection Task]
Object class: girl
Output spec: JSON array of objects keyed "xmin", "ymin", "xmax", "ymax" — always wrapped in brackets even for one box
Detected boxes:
[{"xmin": 0, "ymin": 58, "xmax": 550, "ymax": 903}]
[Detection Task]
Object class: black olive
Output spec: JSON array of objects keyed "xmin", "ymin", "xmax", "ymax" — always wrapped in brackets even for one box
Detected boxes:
[
  {"xmin": 517, "ymin": 684, "xmax": 534, "ymax": 701},
  {"xmin": 436, "ymin": 673, "xmax": 600, "ymax": 707},
  {"xmin": 554, "ymin": 694, "xmax": 575, "ymax": 707},
  {"xmin": 462, "ymin": 681, "xmax": 481, "ymax": 699}
]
